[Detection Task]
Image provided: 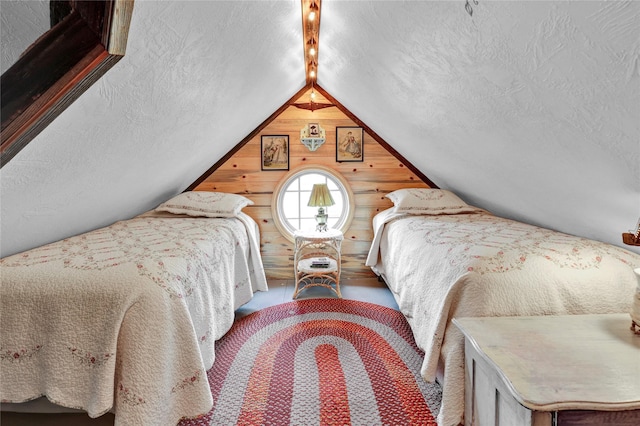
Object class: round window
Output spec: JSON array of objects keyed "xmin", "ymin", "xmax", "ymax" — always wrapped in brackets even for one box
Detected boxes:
[{"xmin": 271, "ymin": 165, "xmax": 354, "ymax": 242}]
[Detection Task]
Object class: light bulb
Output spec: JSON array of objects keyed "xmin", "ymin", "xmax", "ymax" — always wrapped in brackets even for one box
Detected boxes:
[
  {"xmin": 309, "ymin": 47, "xmax": 316, "ymax": 56},
  {"xmin": 311, "ymin": 90, "xmax": 316, "ymax": 100},
  {"xmin": 309, "ymin": 11, "xmax": 316, "ymax": 21},
  {"xmin": 309, "ymin": 69, "xmax": 316, "ymax": 78}
]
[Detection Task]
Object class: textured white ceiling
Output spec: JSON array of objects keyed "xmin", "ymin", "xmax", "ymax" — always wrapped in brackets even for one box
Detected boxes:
[
  {"xmin": 1, "ymin": 0, "xmax": 639, "ymax": 257},
  {"xmin": 320, "ymin": 0, "xmax": 640, "ymax": 249}
]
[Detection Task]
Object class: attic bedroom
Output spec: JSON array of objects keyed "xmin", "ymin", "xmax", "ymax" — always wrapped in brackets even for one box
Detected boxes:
[{"xmin": 1, "ymin": 1, "xmax": 639, "ymax": 426}]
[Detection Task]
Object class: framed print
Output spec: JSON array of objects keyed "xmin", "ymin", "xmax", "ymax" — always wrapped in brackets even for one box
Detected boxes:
[
  {"xmin": 261, "ymin": 135, "xmax": 289, "ymax": 171},
  {"xmin": 308, "ymin": 123, "xmax": 320, "ymax": 137},
  {"xmin": 336, "ymin": 126, "xmax": 364, "ymax": 162}
]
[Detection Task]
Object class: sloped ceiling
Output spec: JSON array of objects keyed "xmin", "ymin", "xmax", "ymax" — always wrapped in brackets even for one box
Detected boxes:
[{"xmin": 1, "ymin": 0, "xmax": 639, "ymax": 258}]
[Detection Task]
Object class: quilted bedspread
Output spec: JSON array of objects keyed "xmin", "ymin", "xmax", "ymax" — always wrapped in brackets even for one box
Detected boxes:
[
  {"xmin": 366, "ymin": 209, "xmax": 640, "ymax": 426},
  {"xmin": 0, "ymin": 212, "xmax": 267, "ymax": 425}
]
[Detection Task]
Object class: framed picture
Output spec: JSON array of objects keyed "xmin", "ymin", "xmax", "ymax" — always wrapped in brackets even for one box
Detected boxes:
[
  {"xmin": 336, "ymin": 126, "xmax": 364, "ymax": 162},
  {"xmin": 261, "ymin": 135, "xmax": 289, "ymax": 171},
  {"xmin": 308, "ymin": 123, "xmax": 320, "ymax": 137}
]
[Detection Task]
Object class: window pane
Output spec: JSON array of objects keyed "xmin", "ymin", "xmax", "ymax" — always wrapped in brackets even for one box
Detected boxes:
[
  {"xmin": 300, "ymin": 190, "xmax": 312, "ymax": 208},
  {"xmin": 326, "ymin": 207, "xmax": 340, "ymax": 220},
  {"xmin": 331, "ymin": 191, "xmax": 343, "ymax": 205},
  {"xmin": 287, "ymin": 179, "xmax": 299, "ymax": 191},
  {"xmin": 300, "ymin": 173, "xmax": 324, "ymax": 190},
  {"xmin": 326, "ymin": 217, "xmax": 339, "ymax": 228},
  {"xmin": 302, "ymin": 203, "xmax": 318, "ymax": 219},
  {"xmin": 282, "ymin": 192, "xmax": 299, "ymax": 218},
  {"xmin": 300, "ymin": 218, "xmax": 317, "ymax": 231},
  {"xmin": 326, "ymin": 179, "xmax": 339, "ymax": 191}
]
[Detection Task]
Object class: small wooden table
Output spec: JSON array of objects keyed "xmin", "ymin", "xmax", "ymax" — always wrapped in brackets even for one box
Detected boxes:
[
  {"xmin": 453, "ymin": 314, "xmax": 640, "ymax": 426},
  {"xmin": 293, "ymin": 229, "xmax": 343, "ymax": 299}
]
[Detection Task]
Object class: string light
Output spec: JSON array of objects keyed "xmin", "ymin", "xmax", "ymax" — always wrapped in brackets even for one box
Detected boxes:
[
  {"xmin": 302, "ymin": 0, "xmax": 321, "ymax": 84},
  {"xmin": 309, "ymin": 0, "xmax": 318, "ymax": 21}
]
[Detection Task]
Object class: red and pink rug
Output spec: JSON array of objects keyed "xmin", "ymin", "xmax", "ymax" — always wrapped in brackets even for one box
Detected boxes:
[{"xmin": 180, "ymin": 299, "xmax": 441, "ymax": 425}]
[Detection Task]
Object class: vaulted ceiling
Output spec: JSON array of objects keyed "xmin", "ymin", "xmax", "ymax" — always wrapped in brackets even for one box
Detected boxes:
[{"xmin": 1, "ymin": 0, "xmax": 639, "ymax": 257}]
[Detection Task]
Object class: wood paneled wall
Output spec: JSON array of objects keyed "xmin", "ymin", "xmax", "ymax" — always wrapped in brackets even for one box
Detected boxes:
[{"xmin": 194, "ymin": 88, "xmax": 431, "ymax": 280}]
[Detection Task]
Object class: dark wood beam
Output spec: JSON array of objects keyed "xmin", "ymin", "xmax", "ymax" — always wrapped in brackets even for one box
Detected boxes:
[{"xmin": 0, "ymin": 0, "xmax": 134, "ymax": 167}]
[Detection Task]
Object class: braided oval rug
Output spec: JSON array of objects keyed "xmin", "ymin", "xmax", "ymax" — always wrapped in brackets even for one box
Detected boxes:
[{"xmin": 179, "ymin": 298, "xmax": 441, "ymax": 426}]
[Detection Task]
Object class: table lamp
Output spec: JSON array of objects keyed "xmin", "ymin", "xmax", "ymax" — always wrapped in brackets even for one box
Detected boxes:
[{"xmin": 308, "ymin": 183, "xmax": 335, "ymax": 231}]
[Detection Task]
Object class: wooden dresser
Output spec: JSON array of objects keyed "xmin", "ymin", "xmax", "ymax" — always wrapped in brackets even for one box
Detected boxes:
[{"xmin": 453, "ymin": 314, "xmax": 640, "ymax": 426}]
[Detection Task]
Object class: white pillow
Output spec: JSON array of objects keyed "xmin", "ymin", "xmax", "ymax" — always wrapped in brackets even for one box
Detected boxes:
[
  {"xmin": 155, "ymin": 192, "xmax": 254, "ymax": 218},
  {"xmin": 386, "ymin": 188, "xmax": 482, "ymax": 215}
]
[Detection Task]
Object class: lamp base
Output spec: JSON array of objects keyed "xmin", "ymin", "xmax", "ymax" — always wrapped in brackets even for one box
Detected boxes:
[{"xmin": 315, "ymin": 207, "xmax": 328, "ymax": 232}]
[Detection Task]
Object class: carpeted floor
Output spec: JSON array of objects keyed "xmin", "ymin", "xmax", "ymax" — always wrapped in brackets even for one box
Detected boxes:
[{"xmin": 179, "ymin": 298, "xmax": 442, "ymax": 426}]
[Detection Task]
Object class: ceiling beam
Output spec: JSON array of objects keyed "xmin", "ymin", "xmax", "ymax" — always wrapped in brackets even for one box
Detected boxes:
[
  {"xmin": 0, "ymin": 0, "xmax": 134, "ymax": 167},
  {"xmin": 301, "ymin": 0, "xmax": 321, "ymax": 85}
]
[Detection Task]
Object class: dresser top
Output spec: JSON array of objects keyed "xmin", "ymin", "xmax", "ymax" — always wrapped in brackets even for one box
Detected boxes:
[{"xmin": 454, "ymin": 314, "xmax": 640, "ymax": 411}]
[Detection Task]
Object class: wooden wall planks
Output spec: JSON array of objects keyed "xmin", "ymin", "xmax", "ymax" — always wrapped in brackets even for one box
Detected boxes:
[{"xmin": 194, "ymin": 88, "xmax": 431, "ymax": 280}]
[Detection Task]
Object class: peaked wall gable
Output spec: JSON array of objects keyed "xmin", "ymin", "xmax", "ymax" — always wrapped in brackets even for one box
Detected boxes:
[{"xmin": 191, "ymin": 85, "xmax": 435, "ymax": 280}]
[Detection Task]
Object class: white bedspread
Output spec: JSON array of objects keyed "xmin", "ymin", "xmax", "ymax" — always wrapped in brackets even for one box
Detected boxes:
[
  {"xmin": 0, "ymin": 212, "xmax": 267, "ymax": 425},
  {"xmin": 366, "ymin": 209, "xmax": 640, "ymax": 426}
]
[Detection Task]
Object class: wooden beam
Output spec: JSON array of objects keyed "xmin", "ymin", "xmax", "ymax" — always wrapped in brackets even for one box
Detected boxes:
[
  {"xmin": 108, "ymin": 0, "xmax": 135, "ymax": 55},
  {"xmin": 301, "ymin": 0, "xmax": 321, "ymax": 84},
  {"xmin": 0, "ymin": 0, "xmax": 134, "ymax": 167}
]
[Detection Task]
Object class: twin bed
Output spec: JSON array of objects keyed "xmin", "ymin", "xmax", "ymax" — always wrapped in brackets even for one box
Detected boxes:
[
  {"xmin": 366, "ymin": 188, "xmax": 640, "ymax": 426},
  {"xmin": 0, "ymin": 192, "xmax": 268, "ymax": 425}
]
